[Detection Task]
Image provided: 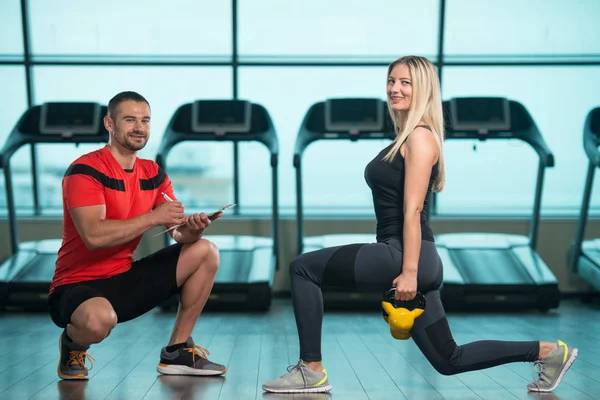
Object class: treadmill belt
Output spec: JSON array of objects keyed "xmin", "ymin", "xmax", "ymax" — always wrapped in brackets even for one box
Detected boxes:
[
  {"xmin": 583, "ymin": 248, "xmax": 600, "ymax": 267},
  {"xmin": 15, "ymin": 254, "xmax": 58, "ymax": 283},
  {"xmin": 450, "ymin": 249, "xmax": 535, "ymax": 284},
  {"xmin": 214, "ymin": 250, "xmax": 254, "ymax": 282}
]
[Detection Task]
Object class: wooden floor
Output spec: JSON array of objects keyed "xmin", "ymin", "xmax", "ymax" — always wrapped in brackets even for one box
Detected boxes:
[{"xmin": 0, "ymin": 298, "xmax": 599, "ymax": 400}]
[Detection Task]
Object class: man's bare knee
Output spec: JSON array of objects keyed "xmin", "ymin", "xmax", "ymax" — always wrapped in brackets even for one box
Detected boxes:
[
  {"xmin": 199, "ymin": 239, "xmax": 219, "ymax": 271},
  {"xmin": 184, "ymin": 239, "xmax": 219, "ymax": 269},
  {"xmin": 85, "ymin": 313, "xmax": 117, "ymax": 343},
  {"xmin": 71, "ymin": 298, "xmax": 117, "ymax": 343},
  {"xmin": 192, "ymin": 239, "xmax": 219, "ymax": 259},
  {"xmin": 176, "ymin": 239, "xmax": 219, "ymax": 286}
]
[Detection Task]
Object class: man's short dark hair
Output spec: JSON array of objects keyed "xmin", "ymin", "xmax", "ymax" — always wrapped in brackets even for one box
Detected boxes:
[{"xmin": 107, "ymin": 91, "xmax": 150, "ymax": 118}]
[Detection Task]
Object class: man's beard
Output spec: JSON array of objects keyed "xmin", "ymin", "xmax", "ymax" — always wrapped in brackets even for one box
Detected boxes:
[{"xmin": 118, "ymin": 131, "xmax": 147, "ymax": 151}]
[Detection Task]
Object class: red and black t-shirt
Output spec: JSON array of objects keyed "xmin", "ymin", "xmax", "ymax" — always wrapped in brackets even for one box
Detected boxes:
[{"xmin": 50, "ymin": 146, "xmax": 176, "ymax": 294}]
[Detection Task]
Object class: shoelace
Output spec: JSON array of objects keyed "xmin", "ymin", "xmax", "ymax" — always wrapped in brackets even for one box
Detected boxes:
[
  {"xmin": 185, "ymin": 345, "xmax": 210, "ymax": 367},
  {"xmin": 280, "ymin": 363, "xmax": 302, "ymax": 378},
  {"xmin": 531, "ymin": 360, "xmax": 551, "ymax": 389},
  {"xmin": 286, "ymin": 363, "xmax": 302, "ymax": 374},
  {"xmin": 280, "ymin": 362, "xmax": 306, "ymax": 381},
  {"xmin": 68, "ymin": 350, "xmax": 95, "ymax": 371}
]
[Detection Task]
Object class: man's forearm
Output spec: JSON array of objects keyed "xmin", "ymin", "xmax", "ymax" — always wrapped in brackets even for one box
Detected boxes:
[{"xmin": 85, "ymin": 213, "xmax": 156, "ymax": 250}]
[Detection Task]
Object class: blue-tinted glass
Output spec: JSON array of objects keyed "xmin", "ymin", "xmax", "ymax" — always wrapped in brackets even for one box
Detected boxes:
[
  {"xmin": 239, "ymin": 0, "xmax": 439, "ymax": 61},
  {"xmin": 445, "ymin": 0, "xmax": 600, "ymax": 58},
  {"xmin": 0, "ymin": 67, "xmax": 28, "ymax": 211},
  {"xmin": 28, "ymin": 0, "xmax": 231, "ymax": 57},
  {"xmin": 0, "ymin": 0, "xmax": 23, "ymax": 58},
  {"xmin": 441, "ymin": 66, "xmax": 600, "ymax": 216}
]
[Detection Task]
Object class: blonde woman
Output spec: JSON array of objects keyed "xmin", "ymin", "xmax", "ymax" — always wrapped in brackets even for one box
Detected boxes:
[{"xmin": 262, "ymin": 56, "xmax": 577, "ymax": 394}]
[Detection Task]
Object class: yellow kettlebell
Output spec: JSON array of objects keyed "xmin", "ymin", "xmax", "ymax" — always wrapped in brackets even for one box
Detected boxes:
[{"xmin": 381, "ymin": 288, "xmax": 426, "ymax": 340}]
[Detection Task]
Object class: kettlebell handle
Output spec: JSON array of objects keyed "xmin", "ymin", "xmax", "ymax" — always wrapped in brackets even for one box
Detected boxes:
[{"xmin": 383, "ymin": 288, "xmax": 426, "ymax": 310}]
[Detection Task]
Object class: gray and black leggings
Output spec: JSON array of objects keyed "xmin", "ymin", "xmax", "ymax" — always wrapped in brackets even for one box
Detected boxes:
[{"xmin": 290, "ymin": 238, "xmax": 539, "ymax": 375}]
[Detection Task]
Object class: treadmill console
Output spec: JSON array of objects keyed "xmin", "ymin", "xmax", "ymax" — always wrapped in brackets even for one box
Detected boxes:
[
  {"xmin": 39, "ymin": 102, "xmax": 102, "ymax": 136},
  {"xmin": 450, "ymin": 97, "xmax": 511, "ymax": 132},
  {"xmin": 191, "ymin": 100, "xmax": 252, "ymax": 134},
  {"xmin": 324, "ymin": 98, "xmax": 384, "ymax": 134}
]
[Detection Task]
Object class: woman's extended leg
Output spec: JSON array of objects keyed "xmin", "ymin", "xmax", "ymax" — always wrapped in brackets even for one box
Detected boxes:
[
  {"xmin": 262, "ymin": 240, "xmax": 405, "ymax": 393},
  {"xmin": 408, "ymin": 241, "xmax": 578, "ymax": 392}
]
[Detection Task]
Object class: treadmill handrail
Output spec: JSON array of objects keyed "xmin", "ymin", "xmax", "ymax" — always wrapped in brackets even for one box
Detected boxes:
[
  {"xmin": 155, "ymin": 100, "xmax": 280, "ymax": 270},
  {"xmin": 443, "ymin": 99, "xmax": 554, "ymax": 167},
  {"xmin": 440, "ymin": 98, "xmax": 555, "ymax": 250},
  {"xmin": 0, "ymin": 104, "xmax": 109, "ymax": 256},
  {"xmin": 293, "ymin": 100, "xmax": 395, "ymax": 254},
  {"xmin": 156, "ymin": 102, "xmax": 279, "ymax": 167},
  {"xmin": 0, "ymin": 106, "xmax": 109, "ymax": 168},
  {"xmin": 583, "ymin": 107, "xmax": 600, "ymax": 168},
  {"xmin": 571, "ymin": 106, "xmax": 600, "ymax": 272},
  {"xmin": 293, "ymin": 101, "xmax": 395, "ymax": 168}
]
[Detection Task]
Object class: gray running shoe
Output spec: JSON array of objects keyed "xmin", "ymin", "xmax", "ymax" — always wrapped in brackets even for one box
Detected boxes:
[
  {"xmin": 263, "ymin": 393, "xmax": 332, "ymax": 400},
  {"xmin": 157, "ymin": 337, "xmax": 226, "ymax": 376},
  {"xmin": 262, "ymin": 360, "xmax": 331, "ymax": 393},
  {"xmin": 57, "ymin": 331, "xmax": 94, "ymax": 380},
  {"xmin": 528, "ymin": 340, "xmax": 578, "ymax": 392}
]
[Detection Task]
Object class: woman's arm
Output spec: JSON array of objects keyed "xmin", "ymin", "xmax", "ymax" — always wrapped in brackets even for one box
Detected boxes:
[{"xmin": 393, "ymin": 127, "xmax": 439, "ymax": 300}]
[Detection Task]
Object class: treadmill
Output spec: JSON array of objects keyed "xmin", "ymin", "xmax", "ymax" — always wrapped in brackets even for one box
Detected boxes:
[
  {"xmin": 156, "ymin": 100, "xmax": 279, "ymax": 311},
  {"xmin": 568, "ymin": 106, "xmax": 600, "ymax": 292},
  {"xmin": 0, "ymin": 102, "xmax": 108, "ymax": 310},
  {"xmin": 436, "ymin": 97, "xmax": 560, "ymax": 311},
  {"xmin": 294, "ymin": 98, "xmax": 394, "ymax": 309}
]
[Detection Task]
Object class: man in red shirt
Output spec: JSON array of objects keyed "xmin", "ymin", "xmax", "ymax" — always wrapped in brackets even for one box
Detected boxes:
[{"xmin": 48, "ymin": 91, "xmax": 226, "ymax": 380}]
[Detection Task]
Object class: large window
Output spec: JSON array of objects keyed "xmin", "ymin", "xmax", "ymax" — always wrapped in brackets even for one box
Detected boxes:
[
  {"xmin": 445, "ymin": 0, "xmax": 600, "ymax": 59},
  {"xmin": 28, "ymin": 0, "xmax": 232, "ymax": 59},
  {"xmin": 1, "ymin": 0, "xmax": 599, "ymax": 217},
  {"xmin": 440, "ymin": 66, "xmax": 600, "ymax": 215},
  {"xmin": 0, "ymin": 0, "xmax": 23, "ymax": 60},
  {"xmin": 238, "ymin": 0, "xmax": 439, "ymax": 61}
]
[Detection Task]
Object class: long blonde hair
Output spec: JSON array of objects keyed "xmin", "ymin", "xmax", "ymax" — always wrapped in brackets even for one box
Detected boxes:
[{"xmin": 383, "ymin": 56, "xmax": 446, "ymax": 192}]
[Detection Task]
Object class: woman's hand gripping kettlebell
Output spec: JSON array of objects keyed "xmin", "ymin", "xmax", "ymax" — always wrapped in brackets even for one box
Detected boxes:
[{"xmin": 392, "ymin": 272, "xmax": 418, "ymax": 301}]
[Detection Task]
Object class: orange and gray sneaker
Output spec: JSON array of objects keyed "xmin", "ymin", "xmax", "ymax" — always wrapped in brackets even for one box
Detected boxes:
[
  {"xmin": 157, "ymin": 337, "xmax": 226, "ymax": 376},
  {"xmin": 528, "ymin": 340, "xmax": 578, "ymax": 392},
  {"xmin": 57, "ymin": 331, "xmax": 94, "ymax": 380}
]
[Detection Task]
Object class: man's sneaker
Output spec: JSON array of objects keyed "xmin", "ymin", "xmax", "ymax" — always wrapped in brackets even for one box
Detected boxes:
[
  {"xmin": 57, "ymin": 331, "xmax": 94, "ymax": 380},
  {"xmin": 262, "ymin": 360, "xmax": 331, "ymax": 393},
  {"xmin": 157, "ymin": 337, "xmax": 226, "ymax": 376},
  {"xmin": 528, "ymin": 340, "xmax": 578, "ymax": 392}
]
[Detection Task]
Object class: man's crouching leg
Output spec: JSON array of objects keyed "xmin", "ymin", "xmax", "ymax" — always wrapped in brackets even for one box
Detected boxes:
[
  {"xmin": 59, "ymin": 298, "xmax": 117, "ymax": 380},
  {"xmin": 157, "ymin": 238, "xmax": 227, "ymax": 376}
]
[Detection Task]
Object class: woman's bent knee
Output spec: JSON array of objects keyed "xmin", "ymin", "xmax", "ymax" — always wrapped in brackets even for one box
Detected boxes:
[{"xmin": 289, "ymin": 256, "xmax": 304, "ymax": 276}]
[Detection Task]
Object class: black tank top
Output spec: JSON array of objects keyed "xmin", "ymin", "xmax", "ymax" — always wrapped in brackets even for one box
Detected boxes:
[{"xmin": 364, "ymin": 125, "xmax": 438, "ymax": 242}]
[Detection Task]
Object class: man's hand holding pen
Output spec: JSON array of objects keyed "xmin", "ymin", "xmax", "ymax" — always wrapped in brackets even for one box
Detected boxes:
[{"xmin": 158, "ymin": 192, "xmax": 223, "ymax": 238}]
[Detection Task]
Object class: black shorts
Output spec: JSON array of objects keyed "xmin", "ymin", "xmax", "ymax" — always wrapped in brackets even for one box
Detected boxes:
[{"xmin": 48, "ymin": 243, "xmax": 184, "ymax": 329}]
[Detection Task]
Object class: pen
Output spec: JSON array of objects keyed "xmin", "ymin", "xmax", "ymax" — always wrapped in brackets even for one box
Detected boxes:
[
  {"xmin": 155, "ymin": 192, "xmax": 185, "ymax": 236},
  {"xmin": 161, "ymin": 192, "xmax": 174, "ymax": 202}
]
